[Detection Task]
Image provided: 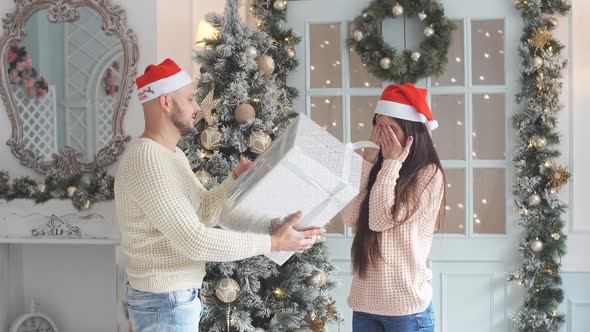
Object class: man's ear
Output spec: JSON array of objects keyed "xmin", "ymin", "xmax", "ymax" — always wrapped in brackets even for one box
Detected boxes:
[{"xmin": 158, "ymin": 94, "xmax": 172, "ymax": 113}]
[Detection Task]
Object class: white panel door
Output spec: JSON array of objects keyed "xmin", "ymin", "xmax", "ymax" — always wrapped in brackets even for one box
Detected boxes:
[{"xmin": 286, "ymin": 1, "xmax": 522, "ymax": 331}]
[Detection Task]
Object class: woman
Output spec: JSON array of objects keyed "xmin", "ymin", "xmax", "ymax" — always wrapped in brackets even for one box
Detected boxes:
[{"xmin": 342, "ymin": 83, "xmax": 446, "ymax": 332}]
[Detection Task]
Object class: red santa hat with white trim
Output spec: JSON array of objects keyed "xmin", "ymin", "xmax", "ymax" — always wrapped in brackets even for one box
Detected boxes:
[
  {"xmin": 374, "ymin": 83, "xmax": 438, "ymax": 131},
  {"xmin": 135, "ymin": 58, "xmax": 193, "ymax": 104}
]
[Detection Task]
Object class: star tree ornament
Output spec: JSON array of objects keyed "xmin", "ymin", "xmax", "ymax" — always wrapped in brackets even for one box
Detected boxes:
[{"xmin": 199, "ymin": 85, "xmax": 222, "ymax": 125}]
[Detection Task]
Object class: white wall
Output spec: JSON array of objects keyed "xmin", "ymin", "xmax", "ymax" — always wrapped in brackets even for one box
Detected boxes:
[{"xmin": 0, "ymin": 0, "xmax": 159, "ymax": 330}]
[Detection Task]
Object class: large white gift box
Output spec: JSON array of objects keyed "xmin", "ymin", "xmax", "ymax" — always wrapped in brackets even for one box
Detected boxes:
[{"xmin": 218, "ymin": 113, "xmax": 375, "ymax": 265}]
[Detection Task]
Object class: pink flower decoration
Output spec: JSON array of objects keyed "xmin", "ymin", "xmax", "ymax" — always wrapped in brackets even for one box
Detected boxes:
[
  {"xmin": 24, "ymin": 54, "xmax": 32, "ymax": 68},
  {"xmin": 7, "ymin": 50, "xmax": 17, "ymax": 64},
  {"xmin": 25, "ymin": 86, "xmax": 33, "ymax": 97},
  {"xmin": 9, "ymin": 69, "xmax": 18, "ymax": 83},
  {"xmin": 24, "ymin": 76, "xmax": 35, "ymax": 88},
  {"xmin": 36, "ymin": 88, "xmax": 47, "ymax": 99},
  {"xmin": 15, "ymin": 61, "xmax": 26, "ymax": 72}
]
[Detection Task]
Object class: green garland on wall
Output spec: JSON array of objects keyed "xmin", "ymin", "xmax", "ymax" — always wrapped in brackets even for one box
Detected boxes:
[
  {"xmin": 508, "ymin": 0, "xmax": 570, "ymax": 331},
  {"xmin": 349, "ymin": 0, "xmax": 454, "ymax": 83},
  {"xmin": 0, "ymin": 170, "xmax": 115, "ymax": 210}
]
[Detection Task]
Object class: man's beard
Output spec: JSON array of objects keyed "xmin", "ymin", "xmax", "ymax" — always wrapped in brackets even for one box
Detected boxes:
[{"xmin": 171, "ymin": 100, "xmax": 196, "ymax": 136}]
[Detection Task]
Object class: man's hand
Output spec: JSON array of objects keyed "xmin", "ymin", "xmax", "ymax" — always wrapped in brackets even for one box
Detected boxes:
[
  {"xmin": 271, "ymin": 211, "xmax": 326, "ymax": 252},
  {"xmin": 233, "ymin": 158, "xmax": 253, "ymax": 179}
]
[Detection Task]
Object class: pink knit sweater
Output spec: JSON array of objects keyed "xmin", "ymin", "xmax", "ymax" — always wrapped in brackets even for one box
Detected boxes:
[{"xmin": 342, "ymin": 158, "xmax": 444, "ymax": 316}]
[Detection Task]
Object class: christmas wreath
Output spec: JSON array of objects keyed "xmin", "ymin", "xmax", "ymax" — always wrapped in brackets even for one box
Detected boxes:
[{"xmin": 349, "ymin": 0, "xmax": 455, "ymax": 83}]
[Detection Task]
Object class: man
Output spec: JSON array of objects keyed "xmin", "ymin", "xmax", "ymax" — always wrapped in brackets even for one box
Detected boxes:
[{"xmin": 115, "ymin": 58, "xmax": 324, "ymax": 332}]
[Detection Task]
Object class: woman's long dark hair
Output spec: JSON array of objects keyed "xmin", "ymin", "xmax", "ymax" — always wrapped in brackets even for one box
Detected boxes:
[{"xmin": 351, "ymin": 116, "xmax": 446, "ymax": 278}]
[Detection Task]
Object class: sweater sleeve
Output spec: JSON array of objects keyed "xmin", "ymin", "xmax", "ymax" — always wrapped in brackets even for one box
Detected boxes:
[
  {"xmin": 369, "ymin": 161, "xmax": 444, "ymax": 232},
  {"xmin": 368, "ymin": 159, "xmax": 403, "ymax": 232},
  {"xmin": 198, "ymin": 175, "xmax": 272, "ymax": 234},
  {"xmin": 341, "ymin": 160, "xmax": 375, "ymax": 227},
  {"xmin": 127, "ymin": 155, "xmax": 271, "ymax": 262},
  {"xmin": 197, "ymin": 175, "xmax": 235, "ymax": 227}
]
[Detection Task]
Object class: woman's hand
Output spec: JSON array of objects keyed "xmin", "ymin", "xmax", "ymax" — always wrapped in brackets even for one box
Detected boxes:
[
  {"xmin": 362, "ymin": 125, "xmax": 381, "ymax": 164},
  {"xmin": 378, "ymin": 124, "xmax": 413, "ymax": 162},
  {"xmin": 232, "ymin": 158, "xmax": 253, "ymax": 179}
]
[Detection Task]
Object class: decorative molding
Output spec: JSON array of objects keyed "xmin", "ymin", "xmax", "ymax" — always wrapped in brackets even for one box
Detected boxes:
[
  {"xmin": 0, "ymin": 0, "xmax": 138, "ymax": 176},
  {"xmin": 31, "ymin": 214, "xmax": 81, "ymax": 237}
]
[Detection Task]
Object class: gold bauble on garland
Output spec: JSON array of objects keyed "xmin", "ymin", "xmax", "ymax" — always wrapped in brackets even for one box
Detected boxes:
[
  {"xmin": 215, "ymin": 277, "xmax": 240, "ymax": 303},
  {"xmin": 235, "ymin": 103, "xmax": 256, "ymax": 124},
  {"xmin": 200, "ymin": 126, "xmax": 223, "ymax": 150}
]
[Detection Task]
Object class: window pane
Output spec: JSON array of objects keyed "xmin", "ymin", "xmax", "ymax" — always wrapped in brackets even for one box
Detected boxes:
[
  {"xmin": 471, "ymin": 19, "xmax": 505, "ymax": 85},
  {"xmin": 472, "ymin": 93, "xmax": 505, "ymax": 160},
  {"xmin": 350, "ymin": 96, "xmax": 379, "ymax": 143},
  {"xmin": 438, "ymin": 168, "xmax": 465, "ymax": 234},
  {"xmin": 310, "ymin": 24, "xmax": 342, "ymax": 88},
  {"xmin": 431, "ymin": 95, "xmax": 465, "ymax": 160},
  {"xmin": 432, "ymin": 20, "xmax": 465, "ymax": 87},
  {"xmin": 349, "ymin": 24, "xmax": 382, "ymax": 88},
  {"xmin": 310, "ymin": 96, "xmax": 343, "ymax": 141},
  {"xmin": 473, "ymin": 168, "xmax": 505, "ymax": 234}
]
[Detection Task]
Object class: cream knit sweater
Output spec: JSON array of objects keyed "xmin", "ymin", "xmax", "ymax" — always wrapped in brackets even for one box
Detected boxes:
[
  {"xmin": 115, "ymin": 138, "xmax": 271, "ymax": 293},
  {"xmin": 342, "ymin": 159, "xmax": 444, "ymax": 316}
]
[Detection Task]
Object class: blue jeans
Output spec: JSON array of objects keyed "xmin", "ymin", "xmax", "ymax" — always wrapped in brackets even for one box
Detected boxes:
[
  {"xmin": 126, "ymin": 284, "xmax": 202, "ymax": 332},
  {"xmin": 353, "ymin": 304, "xmax": 435, "ymax": 332}
]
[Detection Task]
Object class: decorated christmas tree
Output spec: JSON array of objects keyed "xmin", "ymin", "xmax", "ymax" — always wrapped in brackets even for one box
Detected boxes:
[{"xmin": 179, "ymin": 0, "xmax": 342, "ymax": 331}]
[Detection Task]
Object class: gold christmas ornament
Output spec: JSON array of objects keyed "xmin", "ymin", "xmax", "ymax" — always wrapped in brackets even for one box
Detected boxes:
[
  {"xmin": 411, "ymin": 51, "xmax": 421, "ymax": 62},
  {"xmin": 548, "ymin": 166, "xmax": 569, "ymax": 188},
  {"xmin": 380, "ymin": 57, "xmax": 392, "ymax": 69},
  {"xmin": 306, "ymin": 271, "xmax": 327, "ymax": 288},
  {"xmin": 195, "ymin": 170, "xmax": 213, "ymax": 186},
  {"xmin": 532, "ymin": 27, "xmax": 552, "ymax": 50},
  {"xmin": 392, "ymin": 3, "xmax": 404, "ymax": 16},
  {"xmin": 248, "ymin": 130, "xmax": 272, "ymax": 154},
  {"xmin": 235, "ymin": 103, "xmax": 256, "ymax": 124},
  {"xmin": 36, "ymin": 182, "xmax": 46, "ymax": 193},
  {"xmin": 256, "ymin": 55, "xmax": 275, "ymax": 76},
  {"xmin": 215, "ymin": 277, "xmax": 240, "ymax": 303},
  {"xmin": 549, "ymin": 17, "xmax": 559, "ymax": 28},
  {"xmin": 519, "ymin": 207, "xmax": 529, "ymax": 216},
  {"xmin": 66, "ymin": 186, "xmax": 77, "ymax": 198},
  {"xmin": 199, "ymin": 85, "xmax": 223, "ymax": 125},
  {"xmin": 530, "ymin": 238, "xmax": 544, "ymax": 253},
  {"xmin": 200, "ymin": 126, "xmax": 223, "ymax": 150},
  {"xmin": 306, "ymin": 314, "xmax": 326, "ymax": 332}
]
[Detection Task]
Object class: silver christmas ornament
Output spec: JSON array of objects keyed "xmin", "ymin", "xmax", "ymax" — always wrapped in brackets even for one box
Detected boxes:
[
  {"xmin": 245, "ymin": 45, "xmax": 258, "ymax": 57},
  {"xmin": 528, "ymin": 193, "xmax": 542, "ymax": 207},
  {"xmin": 418, "ymin": 12, "xmax": 428, "ymax": 21},
  {"xmin": 392, "ymin": 3, "xmax": 404, "ymax": 16},
  {"xmin": 549, "ymin": 17, "xmax": 559, "ymax": 27},
  {"xmin": 411, "ymin": 51, "xmax": 421, "ymax": 62},
  {"xmin": 253, "ymin": 329, "xmax": 266, "ymax": 332},
  {"xmin": 36, "ymin": 182, "xmax": 46, "ymax": 193},
  {"xmin": 424, "ymin": 26, "xmax": 435, "ymax": 37},
  {"xmin": 66, "ymin": 186, "xmax": 77, "ymax": 198},
  {"xmin": 273, "ymin": 0, "xmax": 287, "ymax": 11},
  {"xmin": 353, "ymin": 30, "xmax": 364, "ymax": 42},
  {"xmin": 551, "ymin": 233, "xmax": 560, "ymax": 240},
  {"xmin": 380, "ymin": 57, "xmax": 392, "ymax": 69},
  {"xmin": 519, "ymin": 207, "xmax": 529, "ymax": 216},
  {"xmin": 530, "ymin": 238, "xmax": 544, "ymax": 253}
]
